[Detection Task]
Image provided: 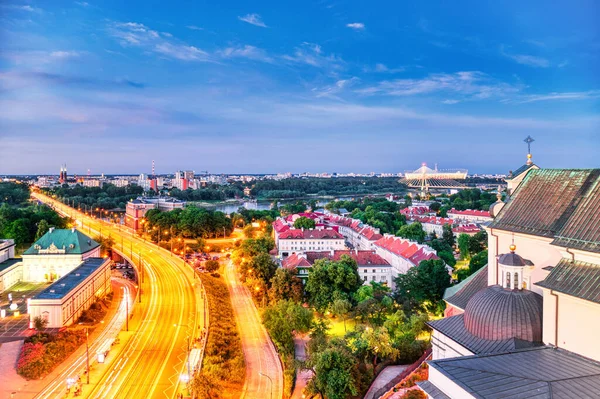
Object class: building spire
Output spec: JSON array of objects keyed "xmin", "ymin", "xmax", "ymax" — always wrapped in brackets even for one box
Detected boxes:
[{"xmin": 524, "ymin": 135, "xmax": 534, "ymax": 165}]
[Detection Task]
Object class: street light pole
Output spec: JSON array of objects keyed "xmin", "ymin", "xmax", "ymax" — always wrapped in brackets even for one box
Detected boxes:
[{"xmin": 259, "ymin": 372, "xmax": 273, "ymax": 399}]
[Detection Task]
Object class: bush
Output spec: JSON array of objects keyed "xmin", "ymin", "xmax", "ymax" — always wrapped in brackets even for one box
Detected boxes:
[
  {"xmin": 191, "ymin": 273, "xmax": 245, "ymax": 398},
  {"xmin": 400, "ymin": 389, "xmax": 427, "ymax": 399},
  {"xmin": 17, "ymin": 329, "xmax": 87, "ymax": 380}
]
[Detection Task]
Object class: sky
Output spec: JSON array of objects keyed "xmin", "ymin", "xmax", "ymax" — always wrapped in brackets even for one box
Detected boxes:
[{"xmin": 0, "ymin": 0, "xmax": 598, "ymax": 175}]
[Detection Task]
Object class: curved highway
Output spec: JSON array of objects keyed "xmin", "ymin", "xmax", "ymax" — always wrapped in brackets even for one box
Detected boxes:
[
  {"xmin": 32, "ymin": 192, "xmax": 203, "ymax": 399},
  {"xmin": 225, "ymin": 260, "xmax": 283, "ymax": 399}
]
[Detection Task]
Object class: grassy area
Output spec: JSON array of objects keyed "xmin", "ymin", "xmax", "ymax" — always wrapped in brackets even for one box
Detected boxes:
[
  {"xmin": 327, "ymin": 317, "xmax": 357, "ymax": 337},
  {"xmin": 192, "ymin": 271, "xmax": 245, "ymax": 399}
]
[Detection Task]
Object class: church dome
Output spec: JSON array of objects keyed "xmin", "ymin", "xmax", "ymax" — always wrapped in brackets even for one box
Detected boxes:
[
  {"xmin": 464, "ymin": 285, "xmax": 543, "ymax": 342},
  {"xmin": 498, "ymin": 252, "xmax": 533, "ymax": 267}
]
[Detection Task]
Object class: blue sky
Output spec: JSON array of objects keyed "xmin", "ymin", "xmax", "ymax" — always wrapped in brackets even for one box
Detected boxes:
[{"xmin": 0, "ymin": 0, "xmax": 598, "ymax": 175}]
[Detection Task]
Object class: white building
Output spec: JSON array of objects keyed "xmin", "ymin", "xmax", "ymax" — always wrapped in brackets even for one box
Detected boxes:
[
  {"xmin": 21, "ymin": 228, "xmax": 100, "ymax": 283},
  {"xmin": 28, "ymin": 257, "xmax": 112, "ymax": 328},
  {"xmin": 421, "ymin": 164, "xmax": 600, "ymax": 399},
  {"xmin": 0, "ymin": 239, "xmax": 15, "ymax": 263},
  {"xmin": 125, "ymin": 196, "xmax": 186, "ymax": 230},
  {"xmin": 446, "ymin": 208, "xmax": 492, "ymax": 224},
  {"xmin": 327, "ymin": 214, "xmax": 383, "ymax": 250},
  {"xmin": 277, "ymin": 228, "xmax": 346, "ymax": 257}
]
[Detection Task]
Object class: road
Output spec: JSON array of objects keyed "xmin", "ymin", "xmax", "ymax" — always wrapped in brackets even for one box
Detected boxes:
[
  {"xmin": 225, "ymin": 260, "xmax": 283, "ymax": 399},
  {"xmin": 32, "ymin": 192, "xmax": 204, "ymax": 399}
]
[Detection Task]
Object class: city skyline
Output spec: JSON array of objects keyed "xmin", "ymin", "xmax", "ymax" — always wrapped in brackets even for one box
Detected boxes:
[{"xmin": 1, "ymin": 0, "xmax": 599, "ymax": 174}]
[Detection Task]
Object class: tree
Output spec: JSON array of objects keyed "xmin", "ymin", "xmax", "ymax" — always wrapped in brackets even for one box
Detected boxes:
[
  {"xmin": 249, "ymin": 252, "xmax": 278, "ymax": 286},
  {"xmin": 331, "ymin": 299, "xmax": 352, "ymax": 332},
  {"xmin": 33, "ymin": 315, "xmax": 48, "ymax": 334},
  {"xmin": 8, "ymin": 218, "xmax": 30, "ymax": 246},
  {"xmin": 268, "ymin": 268, "xmax": 304, "ymax": 303},
  {"xmin": 396, "ymin": 222, "xmax": 426, "ymax": 243},
  {"xmin": 243, "ymin": 224, "xmax": 255, "ymax": 238},
  {"xmin": 458, "ymin": 234, "xmax": 471, "ymax": 260},
  {"xmin": 35, "ymin": 220, "xmax": 50, "ymax": 240},
  {"xmin": 205, "ymin": 259, "xmax": 220, "ymax": 273},
  {"xmin": 469, "ymin": 250, "xmax": 488, "ymax": 274},
  {"xmin": 94, "ymin": 235, "xmax": 115, "ymax": 257},
  {"xmin": 394, "ymin": 259, "xmax": 451, "ymax": 315},
  {"xmin": 429, "ymin": 202, "xmax": 441, "ymax": 212},
  {"xmin": 306, "ymin": 339, "xmax": 358, "ymax": 399},
  {"xmin": 360, "ymin": 326, "xmax": 399, "ymax": 368},
  {"xmin": 305, "ymin": 255, "xmax": 361, "ymax": 312},
  {"xmin": 468, "ymin": 231, "xmax": 488, "ymax": 256},
  {"xmin": 293, "ymin": 216, "xmax": 316, "ymax": 230},
  {"xmin": 262, "ymin": 300, "xmax": 313, "ymax": 356},
  {"xmin": 403, "ymin": 195, "xmax": 413, "ymax": 207},
  {"xmin": 442, "ymin": 224, "xmax": 454, "ymax": 248}
]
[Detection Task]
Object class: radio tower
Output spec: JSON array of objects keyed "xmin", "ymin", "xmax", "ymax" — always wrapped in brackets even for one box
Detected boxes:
[{"xmin": 152, "ymin": 160, "xmax": 155, "ymax": 178}]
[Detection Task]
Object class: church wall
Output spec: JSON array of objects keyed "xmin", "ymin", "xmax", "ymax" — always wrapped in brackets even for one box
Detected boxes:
[
  {"xmin": 431, "ymin": 329, "xmax": 474, "ymax": 360},
  {"xmin": 427, "ymin": 367, "xmax": 476, "ymax": 399},
  {"xmin": 543, "ymin": 290, "xmax": 600, "ymax": 362},
  {"xmin": 486, "ymin": 229, "xmax": 560, "ymax": 295}
]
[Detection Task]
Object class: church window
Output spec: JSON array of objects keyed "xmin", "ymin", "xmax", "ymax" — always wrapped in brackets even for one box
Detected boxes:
[
  {"xmin": 514, "ymin": 272, "xmax": 519, "ymax": 290},
  {"xmin": 506, "ymin": 272, "xmax": 511, "ymax": 289}
]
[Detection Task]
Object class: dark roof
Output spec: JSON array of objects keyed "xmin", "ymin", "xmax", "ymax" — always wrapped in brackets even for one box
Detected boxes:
[
  {"xmin": 507, "ymin": 163, "xmax": 537, "ymax": 180},
  {"xmin": 34, "ymin": 258, "xmax": 109, "ymax": 300},
  {"xmin": 417, "ymin": 380, "xmax": 451, "ymax": 399},
  {"xmin": 489, "ymin": 169, "xmax": 600, "ymax": 243},
  {"xmin": 0, "ymin": 258, "xmax": 22, "ymax": 273},
  {"xmin": 24, "ymin": 229, "xmax": 99, "ymax": 255},
  {"xmin": 498, "ymin": 252, "xmax": 534, "ymax": 267},
  {"xmin": 428, "ymin": 314, "xmax": 541, "ymax": 355},
  {"xmin": 536, "ymin": 258, "xmax": 600, "ymax": 304},
  {"xmin": 427, "ymin": 346, "xmax": 600, "ymax": 399},
  {"xmin": 551, "ymin": 172, "xmax": 600, "ymax": 253},
  {"xmin": 464, "ymin": 285, "xmax": 543, "ymax": 342},
  {"xmin": 444, "ymin": 265, "xmax": 488, "ymax": 311}
]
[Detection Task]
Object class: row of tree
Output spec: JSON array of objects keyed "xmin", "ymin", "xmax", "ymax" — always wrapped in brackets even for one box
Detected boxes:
[
  {"xmin": 144, "ymin": 206, "xmax": 233, "ymax": 239},
  {"xmin": 44, "ymin": 183, "xmax": 144, "ymax": 210}
]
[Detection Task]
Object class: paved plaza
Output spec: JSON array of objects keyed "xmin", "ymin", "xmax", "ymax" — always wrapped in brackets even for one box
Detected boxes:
[{"xmin": 0, "ymin": 282, "xmax": 50, "ymax": 341}]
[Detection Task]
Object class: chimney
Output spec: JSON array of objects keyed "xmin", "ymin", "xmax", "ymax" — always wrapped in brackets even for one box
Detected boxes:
[
  {"xmin": 330, "ymin": 249, "xmax": 334, "ymax": 256},
  {"xmin": 49, "ymin": 227, "xmax": 55, "ymax": 234},
  {"xmin": 71, "ymin": 227, "xmax": 76, "ymax": 233}
]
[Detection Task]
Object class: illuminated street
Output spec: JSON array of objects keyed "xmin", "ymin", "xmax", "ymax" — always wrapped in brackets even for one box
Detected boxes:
[
  {"xmin": 31, "ymin": 192, "xmax": 204, "ymax": 399},
  {"xmin": 225, "ymin": 260, "xmax": 283, "ymax": 399}
]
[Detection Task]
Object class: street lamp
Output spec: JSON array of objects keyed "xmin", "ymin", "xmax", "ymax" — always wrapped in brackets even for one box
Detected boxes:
[
  {"xmin": 121, "ymin": 287, "xmax": 129, "ymax": 332},
  {"xmin": 259, "ymin": 372, "xmax": 273, "ymax": 399}
]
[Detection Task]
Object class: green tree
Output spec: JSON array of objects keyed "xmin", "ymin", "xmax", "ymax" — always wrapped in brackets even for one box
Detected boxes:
[
  {"xmin": 94, "ymin": 235, "xmax": 115, "ymax": 257},
  {"xmin": 306, "ymin": 339, "xmax": 358, "ymax": 399},
  {"xmin": 293, "ymin": 216, "xmax": 316, "ymax": 230},
  {"xmin": 269, "ymin": 268, "xmax": 304, "ymax": 303},
  {"xmin": 468, "ymin": 231, "xmax": 488, "ymax": 256},
  {"xmin": 429, "ymin": 202, "xmax": 441, "ymax": 212},
  {"xmin": 469, "ymin": 250, "xmax": 488, "ymax": 274},
  {"xmin": 8, "ymin": 218, "xmax": 30, "ymax": 246},
  {"xmin": 457, "ymin": 234, "xmax": 471, "ymax": 260},
  {"xmin": 205, "ymin": 259, "xmax": 220, "ymax": 273},
  {"xmin": 442, "ymin": 224, "xmax": 455, "ymax": 247},
  {"xmin": 35, "ymin": 220, "xmax": 50, "ymax": 240},
  {"xmin": 305, "ymin": 255, "xmax": 361, "ymax": 312},
  {"xmin": 262, "ymin": 300, "xmax": 313, "ymax": 356},
  {"xmin": 330, "ymin": 298, "xmax": 352, "ymax": 332},
  {"xmin": 249, "ymin": 252, "xmax": 278, "ymax": 286},
  {"xmin": 394, "ymin": 259, "xmax": 451, "ymax": 315},
  {"xmin": 396, "ymin": 222, "xmax": 426, "ymax": 243},
  {"xmin": 33, "ymin": 315, "xmax": 48, "ymax": 334}
]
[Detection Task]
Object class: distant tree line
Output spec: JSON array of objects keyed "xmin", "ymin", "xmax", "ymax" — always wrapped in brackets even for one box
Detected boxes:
[
  {"xmin": 44, "ymin": 184, "xmax": 144, "ymax": 210},
  {"xmin": 251, "ymin": 177, "xmax": 406, "ymax": 199},
  {"xmin": 144, "ymin": 206, "xmax": 233, "ymax": 240}
]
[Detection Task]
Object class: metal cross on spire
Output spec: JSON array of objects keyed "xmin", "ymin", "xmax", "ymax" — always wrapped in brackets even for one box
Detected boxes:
[{"xmin": 524, "ymin": 135, "xmax": 535, "ymax": 154}]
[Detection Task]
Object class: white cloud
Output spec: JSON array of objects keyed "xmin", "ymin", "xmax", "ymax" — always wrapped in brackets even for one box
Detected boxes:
[
  {"xmin": 518, "ymin": 90, "xmax": 600, "ymax": 103},
  {"xmin": 442, "ymin": 99, "xmax": 460, "ymax": 104},
  {"xmin": 4, "ymin": 4, "xmax": 42, "ymax": 12},
  {"xmin": 364, "ymin": 63, "xmax": 405, "ymax": 74},
  {"xmin": 186, "ymin": 25, "xmax": 203, "ymax": 31},
  {"xmin": 50, "ymin": 51, "xmax": 82, "ymax": 59},
  {"xmin": 75, "ymin": 1, "xmax": 90, "ymax": 6},
  {"xmin": 346, "ymin": 22, "xmax": 365, "ymax": 30},
  {"xmin": 218, "ymin": 45, "xmax": 273, "ymax": 63},
  {"xmin": 356, "ymin": 71, "xmax": 522, "ymax": 100},
  {"xmin": 108, "ymin": 21, "xmax": 211, "ymax": 62},
  {"xmin": 238, "ymin": 13, "xmax": 267, "ymax": 28},
  {"xmin": 313, "ymin": 77, "xmax": 360, "ymax": 100},
  {"xmin": 282, "ymin": 43, "xmax": 343, "ymax": 69},
  {"xmin": 501, "ymin": 46, "xmax": 550, "ymax": 68}
]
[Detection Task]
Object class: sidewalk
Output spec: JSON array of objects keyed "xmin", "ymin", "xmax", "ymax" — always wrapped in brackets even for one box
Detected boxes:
[
  {"xmin": 0, "ymin": 278, "xmax": 132, "ymax": 399},
  {"xmin": 291, "ymin": 334, "xmax": 311, "ymax": 399},
  {"xmin": 364, "ymin": 365, "xmax": 409, "ymax": 399}
]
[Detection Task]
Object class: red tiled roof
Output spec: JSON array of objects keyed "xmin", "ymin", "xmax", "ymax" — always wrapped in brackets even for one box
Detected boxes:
[
  {"xmin": 373, "ymin": 235, "xmax": 438, "ymax": 264},
  {"xmin": 448, "ymin": 208, "xmax": 491, "ymax": 217},
  {"xmin": 400, "ymin": 206, "xmax": 431, "ymax": 216},
  {"xmin": 453, "ymin": 224, "xmax": 482, "ymax": 234},
  {"xmin": 303, "ymin": 250, "xmax": 390, "ymax": 267},
  {"xmin": 282, "ymin": 253, "xmax": 312, "ymax": 269},
  {"xmin": 408, "ymin": 215, "xmax": 454, "ymax": 225},
  {"xmin": 278, "ymin": 229, "xmax": 344, "ymax": 240}
]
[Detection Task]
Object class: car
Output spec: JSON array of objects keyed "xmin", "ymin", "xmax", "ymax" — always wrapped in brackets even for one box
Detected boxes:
[{"xmin": 212, "ymin": 256, "xmax": 219, "ymax": 260}]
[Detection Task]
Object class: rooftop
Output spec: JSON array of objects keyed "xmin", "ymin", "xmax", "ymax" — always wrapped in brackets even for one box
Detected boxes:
[
  {"xmin": 23, "ymin": 228, "xmax": 99, "ymax": 256},
  {"xmin": 536, "ymin": 258, "xmax": 600, "ymax": 304},
  {"xmin": 278, "ymin": 228, "xmax": 344, "ymax": 240},
  {"xmin": 0, "ymin": 258, "xmax": 22, "ymax": 273},
  {"xmin": 443, "ymin": 265, "xmax": 488, "ymax": 311},
  {"xmin": 490, "ymin": 169, "xmax": 600, "ymax": 252},
  {"xmin": 427, "ymin": 346, "xmax": 600, "ymax": 399},
  {"xmin": 373, "ymin": 235, "xmax": 438, "ymax": 264},
  {"xmin": 33, "ymin": 257, "xmax": 110, "ymax": 300}
]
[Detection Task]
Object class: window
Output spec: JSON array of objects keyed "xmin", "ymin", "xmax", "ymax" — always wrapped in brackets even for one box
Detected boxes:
[
  {"xmin": 514, "ymin": 272, "xmax": 519, "ymax": 290},
  {"xmin": 373, "ymin": 269, "xmax": 376, "ymax": 273},
  {"xmin": 371, "ymin": 276, "xmax": 376, "ymax": 281},
  {"xmin": 506, "ymin": 272, "xmax": 511, "ymax": 289},
  {"xmin": 363, "ymin": 276, "xmax": 367, "ymax": 281}
]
